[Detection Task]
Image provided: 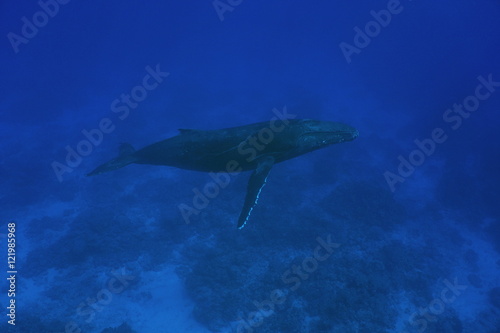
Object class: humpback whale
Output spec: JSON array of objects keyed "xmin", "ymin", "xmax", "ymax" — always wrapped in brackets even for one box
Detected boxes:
[{"xmin": 87, "ymin": 119, "xmax": 358, "ymax": 228}]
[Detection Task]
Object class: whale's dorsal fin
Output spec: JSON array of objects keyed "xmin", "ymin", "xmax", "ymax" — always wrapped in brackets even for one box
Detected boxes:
[
  {"xmin": 119, "ymin": 143, "xmax": 136, "ymax": 156},
  {"xmin": 178, "ymin": 128, "xmax": 198, "ymax": 135},
  {"xmin": 237, "ymin": 156, "xmax": 275, "ymax": 229},
  {"xmin": 87, "ymin": 143, "xmax": 137, "ymax": 176}
]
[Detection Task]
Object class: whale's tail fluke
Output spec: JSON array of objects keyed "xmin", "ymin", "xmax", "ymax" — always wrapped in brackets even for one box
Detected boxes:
[{"xmin": 87, "ymin": 143, "xmax": 137, "ymax": 176}]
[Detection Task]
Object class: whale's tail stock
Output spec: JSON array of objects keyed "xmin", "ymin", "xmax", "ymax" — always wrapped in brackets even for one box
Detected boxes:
[{"xmin": 87, "ymin": 143, "xmax": 137, "ymax": 176}]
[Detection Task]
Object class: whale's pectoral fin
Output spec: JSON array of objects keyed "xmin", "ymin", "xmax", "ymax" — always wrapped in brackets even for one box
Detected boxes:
[{"xmin": 237, "ymin": 156, "xmax": 275, "ymax": 229}]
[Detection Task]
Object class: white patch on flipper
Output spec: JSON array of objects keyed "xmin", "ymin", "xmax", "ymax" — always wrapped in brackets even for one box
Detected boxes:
[{"xmin": 238, "ymin": 176, "xmax": 268, "ymax": 230}]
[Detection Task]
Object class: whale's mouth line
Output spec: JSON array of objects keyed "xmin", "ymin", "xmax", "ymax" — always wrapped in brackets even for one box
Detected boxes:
[{"xmin": 301, "ymin": 130, "xmax": 359, "ymax": 138}]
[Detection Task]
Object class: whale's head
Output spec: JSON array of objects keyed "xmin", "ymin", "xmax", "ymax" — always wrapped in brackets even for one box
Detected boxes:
[{"xmin": 294, "ymin": 119, "xmax": 358, "ymax": 153}]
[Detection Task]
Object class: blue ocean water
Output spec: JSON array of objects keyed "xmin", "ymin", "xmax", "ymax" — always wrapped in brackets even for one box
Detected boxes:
[{"xmin": 1, "ymin": 0, "xmax": 499, "ymax": 332}]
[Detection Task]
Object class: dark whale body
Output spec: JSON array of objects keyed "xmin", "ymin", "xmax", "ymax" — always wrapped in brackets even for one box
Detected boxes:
[{"xmin": 87, "ymin": 119, "xmax": 358, "ymax": 228}]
